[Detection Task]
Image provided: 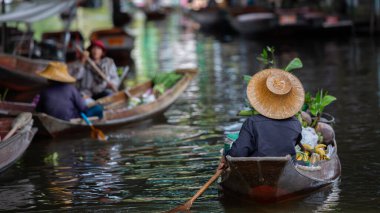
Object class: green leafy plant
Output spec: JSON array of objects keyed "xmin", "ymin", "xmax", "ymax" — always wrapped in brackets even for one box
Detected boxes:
[
  {"xmin": 256, "ymin": 46, "xmax": 276, "ymax": 68},
  {"xmin": 308, "ymin": 90, "xmax": 337, "ymax": 127},
  {"xmin": 152, "ymin": 72, "xmax": 182, "ymax": 95},
  {"xmin": 284, "ymin": 58, "xmax": 303, "ymax": 72}
]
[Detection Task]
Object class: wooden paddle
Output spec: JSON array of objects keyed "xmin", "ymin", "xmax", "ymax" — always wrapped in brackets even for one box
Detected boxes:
[
  {"xmin": 75, "ymin": 45, "xmax": 118, "ymax": 92},
  {"xmin": 166, "ymin": 168, "xmax": 224, "ymax": 213},
  {"xmin": 80, "ymin": 113, "xmax": 107, "ymax": 141},
  {"xmin": 2, "ymin": 112, "xmax": 32, "ymax": 141}
]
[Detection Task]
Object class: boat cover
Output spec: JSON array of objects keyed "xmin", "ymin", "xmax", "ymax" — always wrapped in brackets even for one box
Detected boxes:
[{"xmin": 0, "ymin": 0, "xmax": 76, "ymax": 23}]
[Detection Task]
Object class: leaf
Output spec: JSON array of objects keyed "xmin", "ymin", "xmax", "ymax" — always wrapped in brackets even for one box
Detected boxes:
[
  {"xmin": 321, "ymin": 95, "xmax": 337, "ymax": 107},
  {"xmin": 244, "ymin": 75, "xmax": 252, "ymax": 84},
  {"xmin": 153, "ymin": 84, "xmax": 165, "ymax": 94},
  {"xmin": 262, "ymin": 48, "xmax": 268, "ymax": 59},
  {"xmin": 309, "ymin": 106, "xmax": 318, "ymax": 116},
  {"xmin": 284, "ymin": 58, "xmax": 303, "ymax": 72},
  {"xmin": 304, "ymin": 92, "xmax": 312, "ymax": 104}
]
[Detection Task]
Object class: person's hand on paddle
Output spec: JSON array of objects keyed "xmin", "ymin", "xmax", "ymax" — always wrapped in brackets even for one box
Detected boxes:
[
  {"xmin": 217, "ymin": 155, "xmax": 228, "ymax": 171},
  {"xmin": 81, "ymin": 50, "xmax": 90, "ymax": 64},
  {"xmin": 106, "ymin": 81, "xmax": 115, "ymax": 89},
  {"xmin": 106, "ymin": 81, "xmax": 118, "ymax": 92}
]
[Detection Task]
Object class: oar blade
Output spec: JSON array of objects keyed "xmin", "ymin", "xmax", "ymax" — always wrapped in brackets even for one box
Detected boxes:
[{"xmin": 90, "ymin": 127, "xmax": 107, "ymax": 141}]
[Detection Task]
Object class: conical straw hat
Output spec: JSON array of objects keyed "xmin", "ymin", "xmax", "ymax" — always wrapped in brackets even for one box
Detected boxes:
[
  {"xmin": 37, "ymin": 62, "xmax": 76, "ymax": 83},
  {"xmin": 246, "ymin": 68, "xmax": 305, "ymax": 119}
]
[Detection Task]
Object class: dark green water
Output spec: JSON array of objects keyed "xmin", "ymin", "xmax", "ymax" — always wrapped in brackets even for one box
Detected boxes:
[{"xmin": 1, "ymin": 12, "xmax": 380, "ymax": 212}]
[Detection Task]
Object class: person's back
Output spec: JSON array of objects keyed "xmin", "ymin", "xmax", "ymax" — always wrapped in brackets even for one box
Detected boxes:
[
  {"xmin": 223, "ymin": 68, "xmax": 305, "ymax": 159},
  {"xmin": 35, "ymin": 62, "xmax": 88, "ymax": 121},
  {"xmin": 226, "ymin": 114, "xmax": 302, "ymax": 157},
  {"xmin": 37, "ymin": 83, "xmax": 86, "ymax": 121}
]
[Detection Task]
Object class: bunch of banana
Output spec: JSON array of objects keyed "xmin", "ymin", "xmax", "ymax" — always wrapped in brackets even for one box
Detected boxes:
[
  {"xmin": 314, "ymin": 144, "xmax": 330, "ymax": 160},
  {"xmin": 296, "ymin": 151, "xmax": 309, "ymax": 162},
  {"xmin": 302, "ymin": 144, "xmax": 314, "ymax": 152}
]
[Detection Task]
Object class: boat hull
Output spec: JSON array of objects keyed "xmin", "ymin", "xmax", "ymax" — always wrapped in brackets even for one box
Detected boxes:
[
  {"xmin": 219, "ymin": 146, "xmax": 341, "ymax": 203},
  {"xmin": 0, "ymin": 119, "xmax": 36, "ymax": 173},
  {"xmin": 34, "ymin": 69, "xmax": 197, "ymax": 138},
  {"xmin": 0, "ymin": 54, "xmax": 49, "ymax": 92},
  {"xmin": 0, "ymin": 101, "xmax": 36, "ymax": 116}
]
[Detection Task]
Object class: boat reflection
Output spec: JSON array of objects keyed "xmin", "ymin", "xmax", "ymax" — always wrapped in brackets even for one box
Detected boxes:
[
  {"xmin": 41, "ymin": 140, "xmax": 126, "ymax": 206},
  {"xmin": 221, "ymin": 180, "xmax": 341, "ymax": 212}
]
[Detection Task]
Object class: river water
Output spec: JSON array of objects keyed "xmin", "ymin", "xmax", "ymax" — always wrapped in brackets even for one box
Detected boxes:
[{"xmin": 1, "ymin": 11, "xmax": 380, "ymax": 212}]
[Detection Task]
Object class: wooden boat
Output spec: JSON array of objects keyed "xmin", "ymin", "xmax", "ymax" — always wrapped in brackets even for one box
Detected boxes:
[
  {"xmin": 0, "ymin": 101, "xmax": 36, "ymax": 116},
  {"xmin": 90, "ymin": 28, "xmax": 134, "ymax": 67},
  {"xmin": 189, "ymin": 7, "xmax": 227, "ymax": 29},
  {"xmin": 34, "ymin": 68, "xmax": 198, "ymax": 138},
  {"xmin": 0, "ymin": 53, "xmax": 49, "ymax": 92},
  {"xmin": 228, "ymin": 6, "xmax": 353, "ymax": 38},
  {"xmin": 41, "ymin": 31, "xmax": 84, "ymax": 62},
  {"xmin": 219, "ymin": 140, "xmax": 341, "ymax": 203},
  {"xmin": 227, "ymin": 6, "xmax": 277, "ymax": 37},
  {"xmin": 0, "ymin": 116, "xmax": 37, "ymax": 173},
  {"xmin": 143, "ymin": 9, "xmax": 166, "ymax": 21}
]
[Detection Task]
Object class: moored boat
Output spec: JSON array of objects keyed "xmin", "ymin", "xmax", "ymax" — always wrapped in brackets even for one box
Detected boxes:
[
  {"xmin": 34, "ymin": 68, "xmax": 198, "ymax": 138},
  {"xmin": 0, "ymin": 114, "xmax": 37, "ymax": 173},
  {"xmin": 219, "ymin": 139, "xmax": 341, "ymax": 203},
  {"xmin": 41, "ymin": 31, "xmax": 84, "ymax": 62},
  {"xmin": 90, "ymin": 28, "xmax": 134, "ymax": 67},
  {"xmin": 227, "ymin": 6, "xmax": 353, "ymax": 38},
  {"xmin": 0, "ymin": 101, "xmax": 36, "ymax": 116},
  {"xmin": 227, "ymin": 6, "xmax": 277, "ymax": 37},
  {"xmin": 143, "ymin": 9, "xmax": 166, "ymax": 21},
  {"xmin": 188, "ymin": 7, "xmax": 228, "ymax": 29},
  {"xmin": 0, "ymin": 53, "xmax": 49, "ymax": 92}
]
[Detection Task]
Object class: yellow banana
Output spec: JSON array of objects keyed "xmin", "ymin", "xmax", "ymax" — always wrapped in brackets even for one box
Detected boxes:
[
  {"xmin": 315, "ymin": 148, "xmax": 326, "ymax": 156},
  {"xmin": 296, "ymin": 152, "xmax": 303, "ymax": 161},
  {"xmin": 302, "ymin": 153, "xmax": 309, "ymax": 162},
  {"xmin": 315, "ymin": 144, "xmax": 327, "ymax": 149},
  {"xmin": 302, "ymin": 144, "xmax": 313, "ymax": 152}
]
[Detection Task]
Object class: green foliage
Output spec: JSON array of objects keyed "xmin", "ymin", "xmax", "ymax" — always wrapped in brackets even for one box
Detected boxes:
[
  {"xmin": 256, "ymin": 46, "xmax": 275, "ymax": 68},
  {"xmin": 44, "ymin": 152, "xmax": 59, "ymax": 166},
  {"xmin": 302, "ymin": 92, "xmax": 312, "ymax": 111},
  {"xmin": 243, "ymin": 75, "xmax": 252, "ymax": 84},
  {"xmin": 284, "ymin": 58, "xmax": 303, "ymax": 72},
  {"xmin": 308, "ymin": 90, "xmax": 336, "ymax": 117},
  {"xmin": 307, "ymin": 90, "xmax": 337, "ymax": 128},
  {"xmin": 237, "ymin": 109, "xmax": 260, "ymax": 116},
  {"xmin": 152, "ymin": 72, "xmax": 182, "ymax": 95}
]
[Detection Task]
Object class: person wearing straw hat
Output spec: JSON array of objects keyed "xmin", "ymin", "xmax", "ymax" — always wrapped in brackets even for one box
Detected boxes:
[
  {"xmin": 223, "ymin": 68, "xmax": 305, "ymax": 159},
  {"xmin": 36, "ymin": 62, "xmax": 96, "ymax": 121},
  {"xmin": 70, "ymin": 39, "xmax": 119, "ymax": 100}
]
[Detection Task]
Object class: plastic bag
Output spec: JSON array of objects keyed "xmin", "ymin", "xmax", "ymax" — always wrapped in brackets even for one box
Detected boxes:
[{"xmin": 301, "ymin": 127, "xmax": 319, "ymax": 148}]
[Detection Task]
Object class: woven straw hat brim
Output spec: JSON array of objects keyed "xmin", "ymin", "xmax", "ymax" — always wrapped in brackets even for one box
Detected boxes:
[
  {"xmin": 247, "ymin": 69, "xmax": 305, "ymax": 119},
  {"xmin": 37, "ymin": 63, "xmax": 76, "ymax": 83}
]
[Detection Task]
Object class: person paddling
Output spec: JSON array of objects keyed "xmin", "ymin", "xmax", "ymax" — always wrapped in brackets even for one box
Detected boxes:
[
  {"xmin": 36, "ymin": 62, "xmax": 103, "ymax": 121},
  {"xmin": 220, "ymin": 68, "xmax": 305, "ymax": 167},
  {"xmin": 70, "ymin": 39, "xmax": 120, "ymax": 100}
]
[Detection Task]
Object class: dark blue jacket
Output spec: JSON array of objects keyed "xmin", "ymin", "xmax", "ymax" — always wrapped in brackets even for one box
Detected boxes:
[
  {"xmin": 36, "ymin": 83, "xmax": 87, "ymax": 121},
  {"xmin": 225, "ymin": 115, "xmax": 302, "ymax": 157}
]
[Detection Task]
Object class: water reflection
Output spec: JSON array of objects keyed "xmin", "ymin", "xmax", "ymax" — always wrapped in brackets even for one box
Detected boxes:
[
  {"xmin": 221, "ymin": 181, "xmax": 342, "ymax": 212},
  {"xmin": 0, "ymin": 178, "xmax": 35, "ymax": 211}
]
